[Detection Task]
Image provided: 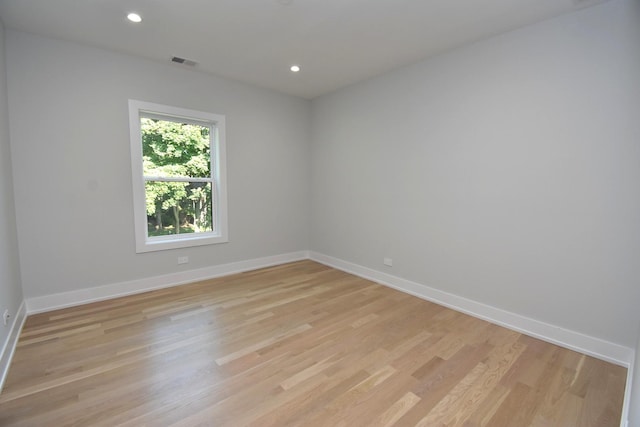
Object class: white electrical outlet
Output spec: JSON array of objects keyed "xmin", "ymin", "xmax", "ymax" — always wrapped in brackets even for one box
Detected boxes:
[
  {"xmin": 3, "ymin": 309, "xmax": 9, "ymax": 326},
  {"xmin": 383, "ymin": 257, "xmax": 393, "ymax": 267},
  {"xmin": 178, "ymin": 256, "xmax": 189, "ymax": 265}
]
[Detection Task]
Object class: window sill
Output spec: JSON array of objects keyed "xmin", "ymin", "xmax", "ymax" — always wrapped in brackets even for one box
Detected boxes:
[{"xmin": 136, "ymin": 233, "xmax": 228, "ymax": 253}]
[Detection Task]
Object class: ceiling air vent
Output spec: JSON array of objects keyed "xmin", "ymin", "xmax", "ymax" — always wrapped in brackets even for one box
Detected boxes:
[{"xmin": 171, "ymin": 56, "xmax": 197, "ymax": 67}]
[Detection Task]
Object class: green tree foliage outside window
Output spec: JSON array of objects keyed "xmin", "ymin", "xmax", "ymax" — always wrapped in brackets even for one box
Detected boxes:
[{"xmin": 141, "ymin": 118, "xmax": 214, "ymax": 237}]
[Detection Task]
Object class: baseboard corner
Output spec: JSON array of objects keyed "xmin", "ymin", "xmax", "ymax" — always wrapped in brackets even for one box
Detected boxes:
[{"xmin": 0, "ymin": 300, "xmax": 27, "ymax": 394}]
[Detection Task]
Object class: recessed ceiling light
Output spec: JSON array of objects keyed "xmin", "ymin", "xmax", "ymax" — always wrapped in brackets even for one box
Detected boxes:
[
  {"xmin": 290, "ymin": 65, "xmax": 301, "ymax": 72},
  {"xmin": 127, "ymin": 13, "xmax": 142, "ymax": 23}
]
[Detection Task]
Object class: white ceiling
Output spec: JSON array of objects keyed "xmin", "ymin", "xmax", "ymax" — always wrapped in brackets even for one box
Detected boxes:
[{"xmin": 0, "ymin": 0, "xmax": 609, "ymax": 99}]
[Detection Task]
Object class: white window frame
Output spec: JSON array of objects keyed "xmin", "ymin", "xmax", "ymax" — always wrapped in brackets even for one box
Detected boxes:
[{"xmin": 128, "ymin": 99, "xmax": 228, "ymax": 253}]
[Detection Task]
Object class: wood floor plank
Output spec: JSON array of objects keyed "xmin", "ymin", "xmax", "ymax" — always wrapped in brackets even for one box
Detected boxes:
[{"xmin": 0, "ymin": 260, "xmax": 627, "ymax": 426}]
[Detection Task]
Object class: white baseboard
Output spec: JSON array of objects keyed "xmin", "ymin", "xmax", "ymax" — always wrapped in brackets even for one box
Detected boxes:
[
  {"xmin": 309, "ymin": 251, "xmax": 633, "ymax": 367},
  {"xmin": 13, "ymin": 249, "xmax": 635, "ymax": 425},
  {"xmin": 26, "ymin": 251, "xmax": 310, "ymax": 314},
  {"xmin": 22, "ymin": 249, "xmax": 635, "ymax": 366},
  {"xmin": 621, "ymin": 359, "xmax": 634, "ymax": 427},
  {"xmin": 0, "ymin": 300, "xmax": 27, "ymax": 393}
]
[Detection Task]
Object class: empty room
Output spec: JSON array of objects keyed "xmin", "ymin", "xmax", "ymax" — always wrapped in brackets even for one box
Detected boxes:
[{"xmin": 0, "ymin": 0, "xmax": 639, "ymax": 425}]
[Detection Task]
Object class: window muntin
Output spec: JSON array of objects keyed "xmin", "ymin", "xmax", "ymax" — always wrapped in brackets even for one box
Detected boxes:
[{"xmin": 129, "ymin": 100, "xmax": 228, "ymax": 253}]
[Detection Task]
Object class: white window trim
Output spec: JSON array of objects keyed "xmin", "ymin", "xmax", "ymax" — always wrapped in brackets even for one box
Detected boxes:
[{"xmin": 128, "ymin": 99, "xmax": 228, "ymax": 253}]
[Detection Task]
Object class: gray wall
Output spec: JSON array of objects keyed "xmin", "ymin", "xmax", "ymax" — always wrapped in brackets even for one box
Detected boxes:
[
  {"xmin": 310, "ymin": 0, "xmax": 640, "ymax": 348},
  {"xmin": 5, "ymin": 30, "xmax": 311, "ymax": 298},
  {"xmin": 0, "ymin": 21, "xmax": 23, "ymax": 354}
]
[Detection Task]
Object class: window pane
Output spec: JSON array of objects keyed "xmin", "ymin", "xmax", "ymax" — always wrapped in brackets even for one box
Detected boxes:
[
  {"xmin": 145, "ymin": 181, "xmax": 213, "ymax": 237},
  {"xmin": 141, "ymin": 117, "xmax": 211, "ymax": 178}
]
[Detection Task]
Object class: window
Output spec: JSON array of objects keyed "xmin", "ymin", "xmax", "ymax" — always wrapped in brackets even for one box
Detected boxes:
[{"xmin": 129, "ymin": 100, "xmax": 228, "ymax": 253}]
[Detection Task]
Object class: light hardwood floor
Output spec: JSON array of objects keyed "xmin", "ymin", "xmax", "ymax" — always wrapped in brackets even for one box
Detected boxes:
[{"xmin": 0, "ymin": 261, "xmax": 627, "ymax": 426}]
